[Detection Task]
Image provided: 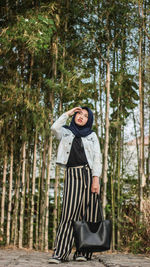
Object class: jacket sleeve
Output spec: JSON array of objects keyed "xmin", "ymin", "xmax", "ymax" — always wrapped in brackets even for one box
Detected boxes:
[
  {"xmin": 51, "ymin": 113, "xmax": 69, "ymax": 140},
  {"xmin": 92, "ymin": 133, "xmax": 102, "ymax": 177}
]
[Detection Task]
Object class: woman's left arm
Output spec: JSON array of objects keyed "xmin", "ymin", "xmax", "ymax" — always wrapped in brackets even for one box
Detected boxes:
[{"xmin": 91, "ymin": 133, "xmax": 102, "ymax": 194}]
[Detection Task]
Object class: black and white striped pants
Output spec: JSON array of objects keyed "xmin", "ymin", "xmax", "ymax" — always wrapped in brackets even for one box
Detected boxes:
[{"xmin": 53, "ymin": 165, "xmax": 99, "ymax": 260}]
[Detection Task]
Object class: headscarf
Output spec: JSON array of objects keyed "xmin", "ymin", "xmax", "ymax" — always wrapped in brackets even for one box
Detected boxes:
[{"xmin": 63, "ymin": 107, "xmax": 93, "ymax": 137}]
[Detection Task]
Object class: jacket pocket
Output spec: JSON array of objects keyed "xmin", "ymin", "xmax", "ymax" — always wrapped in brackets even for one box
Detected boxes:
[
  {"xmin": 63, "ymin": 133, "xmax": 70, "ymax": 137},
  {"xmin": 86, "ymin": 136, "xmax": 94, "ymax": 145}
]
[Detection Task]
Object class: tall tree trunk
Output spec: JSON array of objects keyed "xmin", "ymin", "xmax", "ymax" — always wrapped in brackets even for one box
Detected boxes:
[
  {"xmin": 39, "ymin": 139, "xmax": 47, "ymax": 250},
  {"xmin": 19, "ymin": 139, "xmax": 26, "ymax": 248},
  {"xmin": 29, "ymin": 130, "xmax": 37, "ymax": 249},
  {"xmin": 44, "ymin": 88, "xmax": 54, "ymax": 251},
  {"xmin": 52, "ymin": 33, "xmax": 58, "ymax": 80},
  {"xmin": 117, "ymin": 88, "xmax": 121, "ymax": 249},
  {"xmin": 117, "ymin": 125, "xmax": 121, "ymax": 249},
  {"xmin": 51, "ymin": 18, "xmax": 59, "ymax": 249},
  {"xmin": 44, "ymin": 131, "xmax": 53, "ymax": 251},
  {"xmin": 35, "ymin": 147, "xmax": 43, "ymax": 250},
  {"xmin": 102, "ymin": 56, "xmax": 110, "ymax": 219},
  {"xmin": 57, "ymin": 171, "xmax": 62, "ymax": 226},
  {"xmin": 138, "ymin": 0, "xmax": 145, "ymax": 221},
  {"xmin": 53, "ymin": 165, "xmax": 59, "ymax": 248},
  {"xmin": 59, "ymin": 0, "xmax": 69, "ymax": 112},
  {"xmin": 110, "ymin": 144, "xmax": 116, "ymax": 251},
  {"xmin": 6, "ymin": 138, "xmax": 13, "ymax": 245},
  {"xmin": 34, "ymin": 79, "xmax": 42, "ymax": 250},
  {"xmin": 132, "ymin": 111, "xmax": 140, "ymax": 183},
  {"xmin": 147, "ymin": 108, "xmax": 150, "ymax": 197},
  {"xmin": 99, "ymin": 57, "xmax": 104, "ymax": 153},
  {"xmin": 94, "ymin": 64, "xmax": 98, "ymax": 135},
  {"xmin": 0, "ymin": 146, "xmax": 7, "ymax": 240},
  {"xmin": 25, "ymin": 141, "xmax": 31, "ymax": 246},
  {"xmin": 11, "ymin": 164, "xmax": 21, "ymax": 246},
  {"xmin": 27, "ymin": 54, "xmax": 34, "ymax": 247}
]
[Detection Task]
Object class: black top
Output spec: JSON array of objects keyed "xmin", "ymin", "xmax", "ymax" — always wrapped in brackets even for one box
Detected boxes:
[{"xmin": 67, "ymin": 137, "xmax": 88, "ymax": 167}]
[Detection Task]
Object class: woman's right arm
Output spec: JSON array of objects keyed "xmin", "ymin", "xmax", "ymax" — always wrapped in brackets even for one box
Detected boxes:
[
  {"xmin": 51, "ymin": 113, "xmax": 69, "ymax": 140},
  {"xmin": 51, "ymin": 107, "xmax": 82, "ymax": 140}
]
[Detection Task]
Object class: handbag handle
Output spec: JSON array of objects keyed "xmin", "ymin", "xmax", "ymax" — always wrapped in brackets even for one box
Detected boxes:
[{"xmin": 82, "ymin": 193, "xmax": 104, "ymax": 222}]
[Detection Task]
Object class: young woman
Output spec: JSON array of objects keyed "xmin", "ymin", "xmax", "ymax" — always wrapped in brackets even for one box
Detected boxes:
[{"xmin": 49, "ymin": 106, "xmax": 102, "ymax": 264}]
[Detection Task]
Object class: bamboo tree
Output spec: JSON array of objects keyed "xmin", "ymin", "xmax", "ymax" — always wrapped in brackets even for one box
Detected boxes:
[
  {"xmin": 44, "ymin": 81, "xmax": 55, "ymax": 250},
  {"xmin": 35, "ymin": 145, "xmax": 43, "ymax": 250},
  {"xmin": 99, "ymin": 57, "xmax": 104, "ymax": 154},
  {"xmin": 29, "ymin": 129, "xmax": 37, "ymax": 249},
  {"xmin": 45, "ymin": 130, "xmax": 53, "ymax": 251},
  {"xmin": 0, "ymin": 145, "xmax": 7, "ymax": 240},
  {"xmin": 110, "ymin": 142, "xmax": 117, "ymax": 251},
  {"xmin": 132, "ymin": 111, "xmax": 140, "ymax": 183},
  {"xmin": 93, "ymin": 63, "xmax": 99, "ymax": 135},
  {"xmin": 59, "ymin": 0, "xmax": 69, "ymax": 111},
  {"xmin": 117, "ymin": 95, "xmax": 121, "ymax": 249},
  {"xmin": 25, "ymin": 140, "xmax": 31, "ymax": 246},
  {"xmin": 51, "ymin": 17, "xmax": 59, "ymax": 249},
  {"xmin": 26, "ymin": 50, "xmax": 35, "ymax": 249},
  {"xmin": 39, "ymin": 138, "xmax": 47, "ymax": 250},
  {"xmin": 33, "ymin": 78, "xmax": 43, "ymax": 250},
  {"xmin": 6, "ymin": 137, "xmax": 13, "ymax": 245},
  {"xmin": 102, "ymin": 56, "xmax": 110, "ymax": 219},
  {"xmin": 148, "ymin": 109, "xmax": 150, "ymax": 196},
  {"xmin": 11, "ymin": 164, "xmax": 21, "ymax": 246},
  {"xmin": 19, "ymin": 137, "xmax": 26, "ymax": 248},
  {"xmin": 138, "ymin": 0, "xmax": 145, "ymax": 220},
  {"xmin": 53, "ymin": 165, "xmax": 59, "ymax": 248}
]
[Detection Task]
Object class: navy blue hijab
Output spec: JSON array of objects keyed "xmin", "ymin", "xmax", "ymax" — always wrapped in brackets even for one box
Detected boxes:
[{"xmin": 63, "ymin": 107, "xmax": 93, "ymax": 137}]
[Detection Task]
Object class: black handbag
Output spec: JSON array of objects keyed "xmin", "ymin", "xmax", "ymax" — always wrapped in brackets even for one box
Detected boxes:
[{"xmin": 73, "ymin": 194, "xmax": 112, "ymax": 254}]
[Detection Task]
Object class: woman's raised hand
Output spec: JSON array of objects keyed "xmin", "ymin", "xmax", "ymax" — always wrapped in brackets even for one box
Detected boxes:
[{"xmin": 66, "ymin": 107, "xmax": 82, "ymax": 117}]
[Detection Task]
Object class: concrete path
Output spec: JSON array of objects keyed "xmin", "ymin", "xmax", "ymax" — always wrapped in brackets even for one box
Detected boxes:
[{"xmin": 0, "ymin": 249, "xmax": 150, "ymax": 267}]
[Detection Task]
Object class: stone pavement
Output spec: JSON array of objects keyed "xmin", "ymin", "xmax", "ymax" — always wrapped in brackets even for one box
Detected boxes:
[
  {"xmin": 99, "ymin": 253, "xmax": 150, "ymax": 267},
  {"xmin": 0, "ymin": 249, "xmax": 150, "ymax": 267},
  {"xmin": 0, "ymin": 249, "xmax": 104, "ymax": 267}
]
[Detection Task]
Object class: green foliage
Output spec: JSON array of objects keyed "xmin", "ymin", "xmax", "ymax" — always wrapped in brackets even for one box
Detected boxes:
[
  {"xmin": 1, "ymin": 11, "xmax": 56, "ymax": 54},
  {"xmin": 110, "ymin": 72, "xmax": 139, "ymax": 121}
]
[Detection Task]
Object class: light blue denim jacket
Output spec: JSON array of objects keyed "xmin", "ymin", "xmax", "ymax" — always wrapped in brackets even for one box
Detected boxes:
[{"xmin": 51, "ymin": 113, "xmax": 102, "ymax": 177}]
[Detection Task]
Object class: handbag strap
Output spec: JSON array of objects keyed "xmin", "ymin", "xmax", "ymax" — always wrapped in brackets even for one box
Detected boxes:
[
  {"xmin": 81, "ymin": 167, "xmax": 104, "ymax": 221},
  {"xmin": 82, "ymin": 193, "xmax": 104, "ymax": 222}
]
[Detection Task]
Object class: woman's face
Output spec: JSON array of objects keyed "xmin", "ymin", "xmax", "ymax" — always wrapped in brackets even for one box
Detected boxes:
[{"xmin": 74, "ymin": 109, "xmax": 88, "ymax": 126}]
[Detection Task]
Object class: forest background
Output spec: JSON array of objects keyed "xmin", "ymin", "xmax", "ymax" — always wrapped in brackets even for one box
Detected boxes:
[{"xmin": 0, "ymin": 0, "xmax": 150, "ymax": 254}]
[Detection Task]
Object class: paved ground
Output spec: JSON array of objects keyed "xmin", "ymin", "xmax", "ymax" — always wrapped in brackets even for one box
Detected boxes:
[
  {"xmin": 99, "ymin": 253, "xmax": 150, "ymax": 267},
  {"xmin": 0, "ymin": 249, "xmax": 150, "ymax": 267}
]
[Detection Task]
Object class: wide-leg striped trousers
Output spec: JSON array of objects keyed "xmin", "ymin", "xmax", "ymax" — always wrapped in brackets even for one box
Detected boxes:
[{"xmin": 53, "ymin": 165, "xmax": 99, "ymax": 260}]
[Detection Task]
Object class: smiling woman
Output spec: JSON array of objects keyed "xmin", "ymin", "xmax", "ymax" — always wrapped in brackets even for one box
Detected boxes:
[{"xmin": 49, "ymin": 106, "xmax": 102, "ymax": 264}]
